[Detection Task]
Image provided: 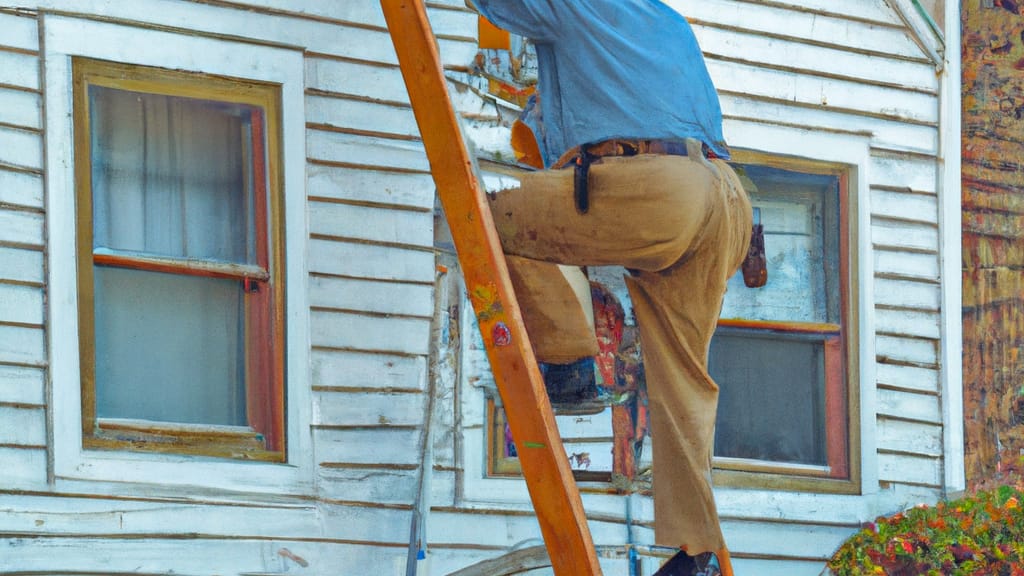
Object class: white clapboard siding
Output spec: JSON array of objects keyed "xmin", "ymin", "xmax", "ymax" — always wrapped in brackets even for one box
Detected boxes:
[
  {"xmin": 27, "ymin": 4, "xmax": 475, "ymax": 88},
  {"xmin": 318, "ymin": 465, "xmax": 422, "ymax": 504},
  {"xmin": 876, "ymin": 334, "xmax": 938, "ymax": 368},
  {"xmin": 875, "ymin": 248, "xmax": 939, "ymax": 281},
  {"xmin": 0, "ymin": 494, "xmax": 319, "ymax": 538},
  {"xmin": 877, "ymin": 417, "xmax": 943, "ymax": 457},
  {"xmin": 877, "ymin": 387, "xmax": 941, "ymax": 425},
  {"xmin": 0, "ymin": 537, "xmax": 321, "ymax": 574},
  {"xmin": 878, "ymin": 452, "xmax": 942, "ymax": 487},
  {"xmin": 308, "ymin": 238, "xmax": 435, "ymax": 283},
  {"xmin": 678, "ymin": 0, "xmax": 904, "ymax": 26},
  {"xmin": 307, "ymin": 129, "xmax": 431, "ymax": 173},
  {"xmin": 875, "ymin": 307, "xmax": 941, "ymax": 340},
  {"xmin": 872, "ymin": 218, "xmax": 939, "ymax": 253},
  {"xmin": 312, "ymin": 309, "xmax": 431, "ymax": 356},
  {"xmin": 310, "ymin": 275, "xmax": 434, "ymax": 318},
  {"xmin": 709, "ymin": 59, "xmax": 937, "ymax": 124},
  {"xmin": 0, "ymin": 168, "xmax": 44, "ymax": 210},
  {"xmin": 0, "ymin": 0, "xmax": 953, "ymax": 574},
  {"xmin": 311, "ymin": 348, "xmax": 426, "ymax": 391},
  {"xmin": 314, "ymin": 389, "xmax": 426, "ymax": 427},
  {"xmin": 0, "ymin": 126, "xmax": 42, "ymax": 170},
  {"xmin": 874, "ymin": 278, "xmax": 941, "ymax": 312},
  {"xmin": 871, "ymin": 188, "xmax": 939, "ymax": 224},
  {"xmin": 871, "ymin": 152, "xmax": 940, "ymax": 193},
  {"xmin": 681, "ymin": 0, "xmax": 921, "ymax": 57},
  {"xmin": 0, "ymin": 405, "xmax": 46, "ymax": 446},
  {"xmin": 308, "ymin": 200, "xmax": 433, "ymax": 247},
  {"xmin": 0, "ymin": 446, "xmax": 46, "ymax": 486},
  {"xmin": 306, "ymin": 93, "xmax": 419, "ymax": 139},
  {"xmin": 0, "ymin": 283, "xmax": 43, "ymax": 325},
  {"xmin": 314, "ymin": 427, "xmax": 422, "ymax": 466},
  {"xmin": 695, "ymin": 25, "xmax": 937, "ymax": 92},
  {"xmin": 0, "ymin": 50, "xmax": 39, "ymax": 92},
  {"xmin": 876, "ymin": 361, "xmax": 940, "ymax": 394},
  {"xmin": 0, "ymin": 12, "xmax": 39, "ymax": 51},
  {"xmin": 722, "ymin": 94, "xmax": 939, "ymax": 155},
  {"xmin": 0, "ymin": 364, "xmax": 45, "ymax": 405},
  {"xmin": 0, "ymin": 209, "xmax": 43, "ymax": 247},
  {"xmin": 307, "ymin": 163, "xmax": 436, "ymax": 211},
  {"xmin": 0, "ymin": 246, "xmax": 43, "ymax": 284},
  {"xmin": 0, "ymin": 324, "xmax": 45, "ymax": 366},
  {"xmin": 306, "ymin": 56, "xmax": 412, "ymax": 103},
  {"xmin": 0, "ymin": 89, "xmax": 42, "ymax": 131}
]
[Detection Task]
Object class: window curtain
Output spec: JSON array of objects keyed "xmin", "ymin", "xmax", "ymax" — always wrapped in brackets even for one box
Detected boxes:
[{"xmin": 89, "ymin": 87, "xmax": 254, "ymax": 426}]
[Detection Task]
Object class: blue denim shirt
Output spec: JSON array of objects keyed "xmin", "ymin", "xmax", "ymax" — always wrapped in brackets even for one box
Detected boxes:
[{"xmin": 471, "ymin": 0, "xmax": 730, "ymax": 166}]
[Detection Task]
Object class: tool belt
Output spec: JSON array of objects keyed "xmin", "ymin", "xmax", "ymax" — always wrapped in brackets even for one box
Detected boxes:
[{"xmin": 553, "ymin": 139, "xmax": 699, "ymax": 214}]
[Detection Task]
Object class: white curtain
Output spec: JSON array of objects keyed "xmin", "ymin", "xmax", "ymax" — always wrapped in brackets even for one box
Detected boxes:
[{"xmin": 89, "ymin": 86, "xmax": 255, "ymax": 426}]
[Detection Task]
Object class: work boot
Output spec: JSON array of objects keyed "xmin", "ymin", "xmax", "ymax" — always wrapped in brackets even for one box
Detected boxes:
[{"xmin": 653, "ymin": 550, "xmax": 722, "ymax": 576}]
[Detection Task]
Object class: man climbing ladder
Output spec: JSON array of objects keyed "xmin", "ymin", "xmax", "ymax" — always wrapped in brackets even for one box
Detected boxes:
[{"xmin": 468, "ymin": 2, "xmax": 752, "ymax": 574}]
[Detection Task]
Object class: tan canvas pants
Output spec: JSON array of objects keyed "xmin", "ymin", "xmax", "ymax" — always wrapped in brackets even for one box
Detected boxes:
[{"xmin": 488, "ymin": 152, "xmax": 751, "ymax": 553}]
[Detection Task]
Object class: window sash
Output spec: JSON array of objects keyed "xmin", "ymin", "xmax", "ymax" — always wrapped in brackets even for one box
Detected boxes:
[
  {"xmin": 711, "ymin": 319, "xmax": 848, "ymax": 479},
  {"xmin": 73, "ymin": 58, "xmax": 286, "ymax": 460}
]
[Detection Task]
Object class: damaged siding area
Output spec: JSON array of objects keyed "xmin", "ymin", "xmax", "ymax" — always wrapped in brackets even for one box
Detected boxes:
[{"xmin": 0, "ymin": 9, "xmax": 47, "ymax": 490}]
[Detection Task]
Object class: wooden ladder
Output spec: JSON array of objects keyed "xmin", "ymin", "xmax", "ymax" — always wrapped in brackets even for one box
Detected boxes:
[{"xmin": 379, "ymin": 1, "xmax": 602, "ymax": 575}]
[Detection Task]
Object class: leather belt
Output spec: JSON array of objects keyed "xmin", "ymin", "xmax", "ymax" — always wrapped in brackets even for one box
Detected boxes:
[{"xmin": 553, "ymin": 138, "xmax": 702, "ymax": 214}]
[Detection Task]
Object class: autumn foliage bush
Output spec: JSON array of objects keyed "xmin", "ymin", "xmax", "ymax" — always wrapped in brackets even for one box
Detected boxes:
[{"xmin": 827, "ymin": 484, "xmax": 1024, "ymax": 576}]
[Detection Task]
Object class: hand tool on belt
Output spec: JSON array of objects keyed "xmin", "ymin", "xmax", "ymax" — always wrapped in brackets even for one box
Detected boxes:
[{"xmin": 553, "ymin": 138, "xmax": 705, "ymax": 214}]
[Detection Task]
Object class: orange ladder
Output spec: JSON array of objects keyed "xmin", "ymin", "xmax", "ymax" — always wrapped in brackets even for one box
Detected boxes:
[{"xmin": 379, "ymin": 1, "xmax": 602, "ymax": 575}]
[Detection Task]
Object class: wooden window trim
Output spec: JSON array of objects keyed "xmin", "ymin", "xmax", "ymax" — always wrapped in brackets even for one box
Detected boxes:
[
  {"xmin": 72, "ymin": 58, "xmax": 287, "ymax": 461},
  {"xmin": 712, "ymin": 156, "xmax": 858, "ymax": 494}
]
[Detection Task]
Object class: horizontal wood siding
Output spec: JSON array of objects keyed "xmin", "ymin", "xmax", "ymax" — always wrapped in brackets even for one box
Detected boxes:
[
  {"xmin": 0, "ymin": 0, "xmax": 950, "ymax": 574},
  {"xmin": 0, "ymin": 9, "xmax": 47, "ymax": 493}
]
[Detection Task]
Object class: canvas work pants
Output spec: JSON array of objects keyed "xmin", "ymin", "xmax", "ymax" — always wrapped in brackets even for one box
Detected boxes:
[{"xmin": 488, "ymin": 152, "xmax": 751, "ymax": 553}]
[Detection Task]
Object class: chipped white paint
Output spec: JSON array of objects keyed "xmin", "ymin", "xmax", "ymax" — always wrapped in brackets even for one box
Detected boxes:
[{"xmin": 0, "ymin": 0, "xmax": 959, "ymax": 574}]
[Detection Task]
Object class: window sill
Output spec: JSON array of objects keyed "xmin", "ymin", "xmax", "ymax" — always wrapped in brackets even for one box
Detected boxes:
[{"xmin": 85, "ymin": 418, "xmax": 285, "ymax": 463}]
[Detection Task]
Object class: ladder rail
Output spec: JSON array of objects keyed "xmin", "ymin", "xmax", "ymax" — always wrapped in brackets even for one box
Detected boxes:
[{"xmin": 378, "ymin": 2, "xmax": 602, "ymax": 575}]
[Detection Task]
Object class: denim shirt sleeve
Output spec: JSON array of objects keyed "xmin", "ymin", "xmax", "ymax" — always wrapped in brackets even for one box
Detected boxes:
[{"xmin": 470, "ymin": 0, "xmax": 559, "ymax": 42}]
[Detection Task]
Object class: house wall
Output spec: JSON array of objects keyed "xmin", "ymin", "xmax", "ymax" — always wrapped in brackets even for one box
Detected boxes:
[
  {"xmin": 0, "ymin": 1, "xmax": 955, "ymax": 575},
  {"xmin": 962, "ymin": 1, "xmax": 1024, "ymax": 492}
]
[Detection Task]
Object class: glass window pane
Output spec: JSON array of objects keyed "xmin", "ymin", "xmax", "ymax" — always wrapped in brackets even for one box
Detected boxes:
[
  {"xmin": 720, "ymin": 165, "xmax": 840, "ymax": 324},
  {"xmin": 93, "ymin": 266, "xmax": 247, "ymax": 426},
  {"xmin": 710, "ymin": 329, "xmax": 827, "ymax": 466},
  {"xmin": 89, "ymin": 85, "xmax": 257, "ymax": 264}
]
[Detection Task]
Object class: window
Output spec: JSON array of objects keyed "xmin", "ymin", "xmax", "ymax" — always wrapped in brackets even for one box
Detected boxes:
[
  {"xmin": 73, "ymin": 58, "xmax": 285, "ymax": 461},
  {"xmin": 711, "ymin": 154, "xmax": 855, "ymax": 490}
]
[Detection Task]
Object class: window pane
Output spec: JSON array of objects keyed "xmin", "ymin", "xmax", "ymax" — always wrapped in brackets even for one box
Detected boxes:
[
  {"xmin": 93, "ymin": 266, "xmax": 247, "ymax": 426},
  {"xmin": 89, "ymin": 86, "xmax": 257, "ymax": 264},
  {"xmin": 720, "ymin": 166, "xmax": 840, "ymax": 324},
  {"xmin": 710, "ymin": 329, "xmax": 827, "ymax": 466}
]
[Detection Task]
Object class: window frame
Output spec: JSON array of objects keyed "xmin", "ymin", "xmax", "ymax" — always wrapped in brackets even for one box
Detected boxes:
[
  {"xmin": 45, "ymin": 16, "xmax": 311, "ymax": 494},
  {"xmin": 73, "ymin": 58, "xmax": 287, "ymax": 461},
  {"xmin": 711, "ymin": 150, "xmax": 860, "ymax": 494}
]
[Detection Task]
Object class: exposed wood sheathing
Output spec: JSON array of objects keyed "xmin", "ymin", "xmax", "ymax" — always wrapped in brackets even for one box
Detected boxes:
[{"xmin": 962, "ymin": 1, "xmax": 1024, "ymax": 491}]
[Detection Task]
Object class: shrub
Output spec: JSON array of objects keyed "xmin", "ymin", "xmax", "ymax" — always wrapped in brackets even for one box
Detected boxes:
[{"xmin": 827, "ymin": 484, "xmax": 1024, "ymax": 575}]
